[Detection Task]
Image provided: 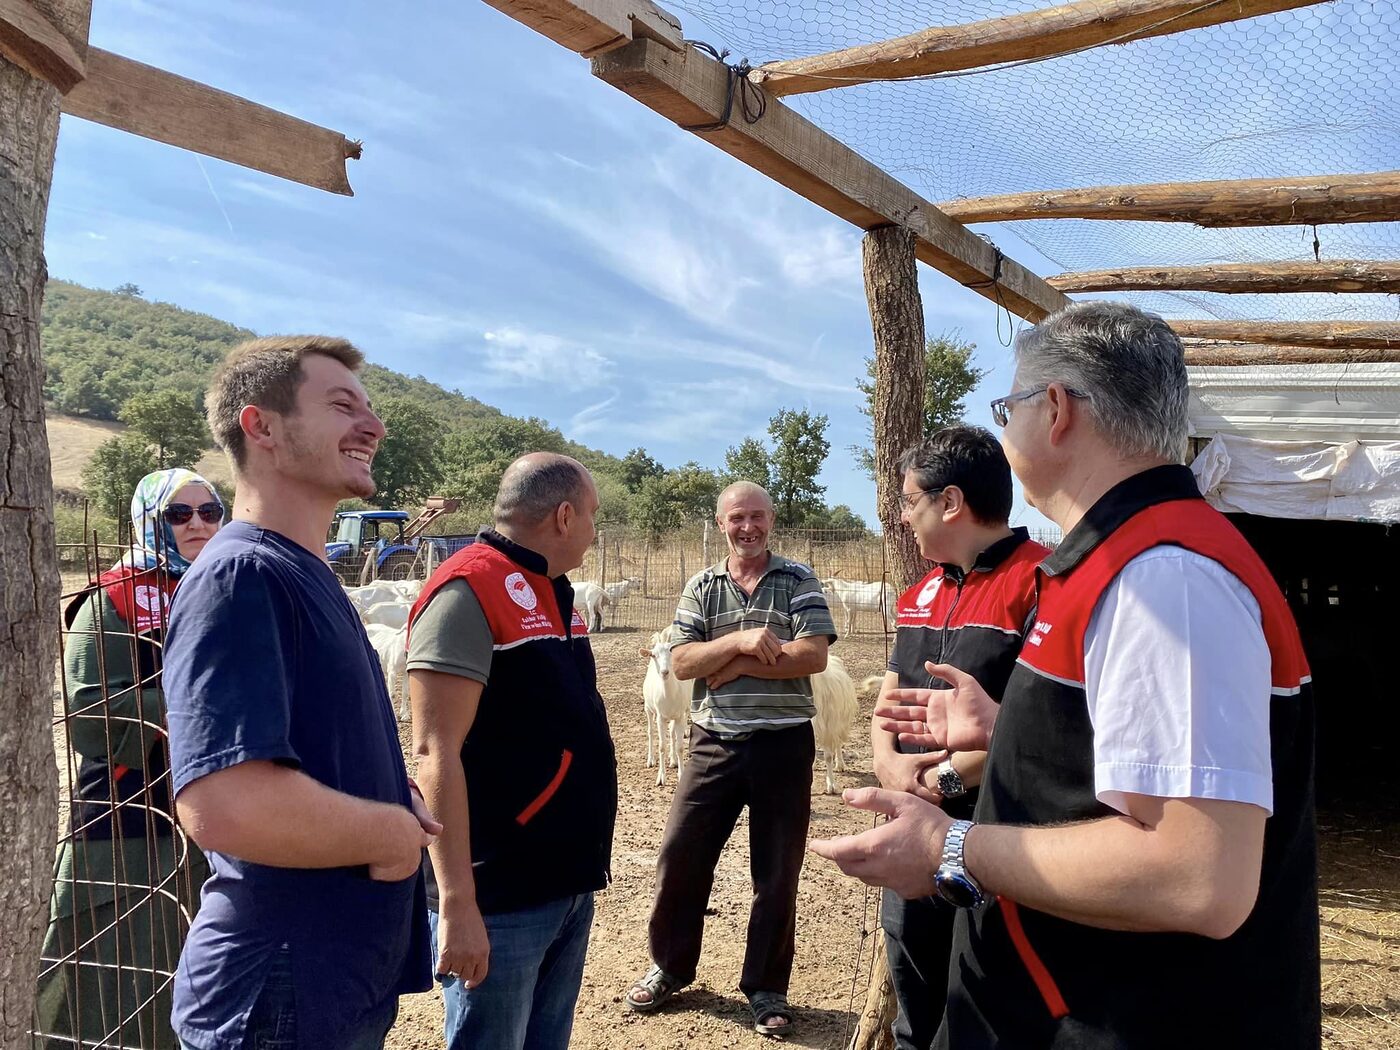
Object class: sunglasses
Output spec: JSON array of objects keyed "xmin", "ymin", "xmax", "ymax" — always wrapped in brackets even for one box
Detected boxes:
[{"xmin": 163, "ymin": 502, "xmax": 224, "ymax": 526}]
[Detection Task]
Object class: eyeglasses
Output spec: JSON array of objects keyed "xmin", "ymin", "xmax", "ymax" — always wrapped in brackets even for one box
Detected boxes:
[
  {"xmin": 989, "ymin": 385, "xmax": 1089, "ymax": 427},
  {"xmin": 163, "ymin": 502, "xmax": 224, "ymax": 526},
  {"xmin": 897, "ymin": 487, "xmax": 946, "ymax": 512}
]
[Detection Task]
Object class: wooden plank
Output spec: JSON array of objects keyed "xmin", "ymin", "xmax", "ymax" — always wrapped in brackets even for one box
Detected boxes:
[
  {"xmin": 1185, "ymin": 342, "xmax": 1400, "ymax": 365},
  {"xmin": 1169, "ymin": 320, "xmax": 1400, "ymax": 349},
  {"xmin": 939, "ymin": 171, "xmax": 1400, "ymax": 227},
  {"xmin": 479, "ymin": 0, "xmax": 682, "ymax": 56},
  {"xmin": 592, "ymin": 39, "xmax": 1069, "ymax": 320},
  {"xmin": 1049, "ymin": 260, "xmax": 1400, "ymax": 294},
  {"xmin": 755, "ymin": 0, "xmax": 1322, "ymax": 97},
  {"xmin": 60, "ymin": 48, "xmax": 359, "ymax": 195},
  {"xmin": 0, "ymin": 0, "xmax": 85, "ymax": 92}
]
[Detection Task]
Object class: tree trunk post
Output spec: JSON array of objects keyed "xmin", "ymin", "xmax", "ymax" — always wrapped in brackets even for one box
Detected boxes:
[
  {"xmin": 850, "ymin": 930, "xmax": 898, "ymax": 1050},
  {"xmin": 1, "ymin": 3, "xmax": 93, "ymax": 1044},
  {"xmin": 863, "ymin": 224, "xmax": 927, "ymax": 593}
]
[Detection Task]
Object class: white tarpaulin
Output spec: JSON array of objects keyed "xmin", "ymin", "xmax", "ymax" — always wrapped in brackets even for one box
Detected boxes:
[{"xmin": 1191, "ymin": 434, "xmax": 1400, "ymax": 524}]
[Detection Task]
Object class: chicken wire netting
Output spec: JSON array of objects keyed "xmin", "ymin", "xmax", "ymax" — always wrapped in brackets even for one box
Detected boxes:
[{"xmin": 668, "ymin": 0, "xmax": 1400, "ymax": 325}]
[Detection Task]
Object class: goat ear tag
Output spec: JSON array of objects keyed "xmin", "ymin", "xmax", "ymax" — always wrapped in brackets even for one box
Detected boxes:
[{"xmin": 504, "ymin": 573, "xmax": 539, "ymax": 612}]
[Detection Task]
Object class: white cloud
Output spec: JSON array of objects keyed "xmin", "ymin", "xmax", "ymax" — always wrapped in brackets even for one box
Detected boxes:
[{"xmin": 481, "ymin": 327, "xmax": 614, "ymax": 389}]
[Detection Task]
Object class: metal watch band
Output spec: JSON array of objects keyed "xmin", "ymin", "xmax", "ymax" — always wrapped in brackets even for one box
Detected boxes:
[{"xmin": 942, "ymin": 819, "xmax": 975, "ymax": 869}]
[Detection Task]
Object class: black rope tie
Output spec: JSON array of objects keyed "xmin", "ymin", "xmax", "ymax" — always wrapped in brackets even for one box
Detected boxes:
[
  {"xmin": 680, "ymin": 41, "xmax": 767, "ymax": 134},
  {"xmin": 963, "ymin": 246, "xmax": 1015, "ymax": 346}
]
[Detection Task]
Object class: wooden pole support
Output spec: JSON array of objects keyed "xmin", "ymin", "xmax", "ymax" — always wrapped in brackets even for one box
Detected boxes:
[
  {"xmin": 1048, "ymin": 260, "xmax": 1400, "ymax": 294},
  {"xmin": 0, "ymin": 0, "xmax": 86, "ymax": 92},
  {"xmin": 754, "ymin": 0, "xmax": 1322, "ymax": 98},
  {"xmin": 1168, "ymin": 320, "xmax": 1400, "ymax": 349},
  {"xmin": 938, "ymin": 171, "xmax": 1400, "ymax": 227},
  {"xmin": 1183, "ymin": 341, "xmax": 1400, "ymax": 365}
]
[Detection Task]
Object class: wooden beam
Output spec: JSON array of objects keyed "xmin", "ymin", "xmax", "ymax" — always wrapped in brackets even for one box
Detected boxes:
[
  {"xmin": 592, "ymin": 39, "xmax": 1069, "ymax": 320},
  {"xmin": 479, "ymin": 0, "xmax": 682, "ymax": 56},
  {"xmin": 0, "ymin": 0, "xmax": 85, "ymax": 92},
  {"xmin": 939, "ymin": 171, "xmax": 1400, "ymax": 227},
  {"xmin": 1169, "ymin": 320, "xmax": 1400, "ymax": 349},
  {"xmin": 754, "ymin": 0, "xmax": 1322, "ymax": 98},
  {"xmin": 1185, "ymin": 342, "xmax": 1400, "ymax": 365},
  {"xmin": 1050, "ymin": 260, "xmax": 1400, "ymax": 294},
  {"xmin": 60, "ymin": 48, "xmax": 359, "ymax": 195}
]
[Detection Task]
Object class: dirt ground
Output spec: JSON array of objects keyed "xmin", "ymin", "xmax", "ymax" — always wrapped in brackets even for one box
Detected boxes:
[{"xmin": 384, "ymin": 630, "xmax": 1400, "ymax": 1050}]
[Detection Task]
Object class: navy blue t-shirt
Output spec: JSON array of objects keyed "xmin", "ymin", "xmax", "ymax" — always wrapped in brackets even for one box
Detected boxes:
[{"xmin": 164, "ymin": 522, "xmax": 431, "ymax": 1049}]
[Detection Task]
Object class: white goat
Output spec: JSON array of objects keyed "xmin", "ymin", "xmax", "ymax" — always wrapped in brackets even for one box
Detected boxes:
[
  {"xmin": 345, "ymin": 581, "xmax": 403, "ymax": 612},
  {"xmin": 365, "ymin": 623, "xmax": 409, "ymax": 720},
  {"xmin": 603, "ymin": 576, "xmax": 642, "ymax": 628},
  {"xmin": 360, "ymin": 600, "xmax": 411, "ymax": 630},
  {"xmin": 640, "ymin": 625, "xmax": 688, "ymax": 786},
  {"xmin": 811, "ymin": 653, "xmax": 859, "ymax": 794},
  {"xmin": 572, "ymin": 582, "xmax": 607, "ymax": 633},
  {"xmin": 821, "ymin": 579, "xmax": 896, "ymax": 635}
]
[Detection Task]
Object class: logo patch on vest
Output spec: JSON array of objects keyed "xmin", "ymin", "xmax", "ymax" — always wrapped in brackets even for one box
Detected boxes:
[
  {"xmin": 131, "ymin": 584, "xmax": 169, "ymax": 630},
  {"xmin": 915, "ymin": 577, "xmax": 942, "ymax": 608},
  {"xmin": 1027, "ymin": 620, "xmax": 1053, "ymax": 646},
  {"xmin": 504, "ymin": 572, "xmax": 539, "ymax": 611}
]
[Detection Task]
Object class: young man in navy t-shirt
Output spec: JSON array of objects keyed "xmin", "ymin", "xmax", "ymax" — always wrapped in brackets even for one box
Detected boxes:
[{"xmin": 164, "ymin": 336, "xmax": 438, "ymax": 1049}]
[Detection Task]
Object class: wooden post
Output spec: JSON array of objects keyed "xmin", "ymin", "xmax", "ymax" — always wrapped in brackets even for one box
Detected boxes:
[
  {"xmin": 850, "ymin": 931, "xmax": 897, "ymax": 1050},
  {"xmin": 863, "ymin": 225, "xmax": 926, "ymax": 593},
  {"xmin": 598, "ymin": 530, "xmax": 608, "ymax": 588},
  {"xmin": 702, "ymin": 518, "xmax": 710, "ymax": 565},
  {"xmin": 1, "ymin": 1, "xmax": 90, "ymax": 1042}
]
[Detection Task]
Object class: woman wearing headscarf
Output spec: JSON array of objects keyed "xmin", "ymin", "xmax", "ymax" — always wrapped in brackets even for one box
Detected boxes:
[{"xmin": 36, "ymin": 468, "xmax": 225, "ymax": 1049}]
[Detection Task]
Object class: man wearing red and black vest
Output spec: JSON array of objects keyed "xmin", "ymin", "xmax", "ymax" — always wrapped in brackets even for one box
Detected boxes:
[
  {"xmin": 408, "ymin": 453, "xmax": 617, "ymax": 1050},
  {"xmin": 874, "ymin": 427, "xmax": 1048, "ymax": 1050},
  {"xmin": 814, "ymin": 302, "xmax": 1319, "ymax": 1048}
]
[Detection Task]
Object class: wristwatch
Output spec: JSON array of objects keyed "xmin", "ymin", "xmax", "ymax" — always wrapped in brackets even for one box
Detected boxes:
[
  {"xmin": 935, "ymin": 760, "xmax": 967, "ymax": 799},
  {"xmin": 935, "ymin": 819, "xmax": 986, "ymax": 909}
]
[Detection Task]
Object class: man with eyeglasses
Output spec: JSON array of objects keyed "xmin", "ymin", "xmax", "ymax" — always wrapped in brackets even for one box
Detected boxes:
[
  {"xmin": 813, "ymin": 302, "xmax": 1319, "ymax": 1049},
  {"xmin": 874, "ymin": 427, "xmax": 1048, "ymax": 1050}
]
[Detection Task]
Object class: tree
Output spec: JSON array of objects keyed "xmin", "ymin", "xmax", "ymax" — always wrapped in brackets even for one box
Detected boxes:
[
  {"xmin": 851, "ymin": 331, "xmax": 988, "ymax": 477},
  {"xmin": 3, "ymin": 2, "xmax": 88, "ymax": 1035},
  {"xmin": 618, "ymin": 447, "xmax": 664, "ymax": 493},
  {"xmin": 368, "ymin": 398, "xmax": 444, "ymax": 509},
  {"xmin": 665, "ymin": 462, "xmax": 723, "ymax": 521},
  {"xmin": 803, "ymin": 504, "xmax": 869, "ymax": 535},
  {"xmin": 112, "ymin": 282, "xmax": 143, "ymax": 298},
  {"xmin": 438, "ymin": 416, "xmax": 566, "ymax": 505},
  {"xmin": 82, "ymin": 435, "xmax": 159, "ymax": 524},
  {"xmin": 767, "ymin": 408, "xmax": 829, "ymax": 527},
  {"xmin": 118, "ymin": 389, "xmax": 209, "ymax": 469},
  {"xmin": 723, "ymin": 437, "xmax": 771, "ymax": 490}
]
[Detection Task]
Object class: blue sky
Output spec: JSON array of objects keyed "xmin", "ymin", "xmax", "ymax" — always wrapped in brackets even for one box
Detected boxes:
[{"xmin": 46, "ymin": 0, "xmax": 1068, "ymax": 531}]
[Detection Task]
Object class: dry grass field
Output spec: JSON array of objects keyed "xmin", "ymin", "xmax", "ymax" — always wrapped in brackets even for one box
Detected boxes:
[{"xmin": 46, "ymin": 412, "xmax": 231, "ymax": 494}]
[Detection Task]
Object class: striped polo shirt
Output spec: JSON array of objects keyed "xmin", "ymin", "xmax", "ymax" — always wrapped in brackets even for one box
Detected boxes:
[{"xmin": 673, "ymin": 552, "xmax": 837, "ymax": 735}]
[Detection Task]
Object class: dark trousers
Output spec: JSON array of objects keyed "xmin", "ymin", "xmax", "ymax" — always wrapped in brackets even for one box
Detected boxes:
[
  {"xmin": 648, "ymin": 722, "xmax": 814, "ymax": 995},
  {"xmin": 881, "ymin": 889, "xmax": 956, "ymax": 1050}
]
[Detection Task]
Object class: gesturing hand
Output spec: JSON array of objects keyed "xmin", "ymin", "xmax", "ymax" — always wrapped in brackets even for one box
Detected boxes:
[
  {"xmin": 808, "ymin": 787, "xmax": 953, "ymax": 899},
  {"xmin": 874, "ymin": 661, "xmax": 998, "ymax": 753}
]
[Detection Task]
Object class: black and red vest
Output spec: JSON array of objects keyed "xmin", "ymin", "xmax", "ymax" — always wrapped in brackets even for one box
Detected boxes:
[
  {"xmin": 890, "ymin": 528, "xmax": 1048, "ymax": 819},
  {"xmin": 942, "ymin": 466, "xmax": 1319, "ymax": 1049},
  {"xmin": 408, "ymin": 529, "xmax": 617, "ymax": 914},
  {"xmin": 65, "ymin": 565, "xmax": 179, "ymax": 841}
]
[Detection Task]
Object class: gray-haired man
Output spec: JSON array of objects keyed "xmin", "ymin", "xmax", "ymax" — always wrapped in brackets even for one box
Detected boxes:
[
  {"xmin": 812, "ymin": 302, "xmax": 1319, "ymax": 1048},
  {"xmin": 408, "ymin": 453, "xmax": 617, "ymax": 1050}
]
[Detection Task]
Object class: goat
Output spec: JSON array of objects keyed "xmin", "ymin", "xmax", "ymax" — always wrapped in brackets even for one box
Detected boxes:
[
  {"xmin": 360, "ymin": 599, "xmax": 411, "ymax": 630},
  {"xmin": 821, "ymin": 578, "xmax": 896, "ymax": 635},
  {"xmin": 572, "ymin": 581, "xmax": 607, "ymax": 633},
  {"xmin": 365, "ymin": 623, "xmax": 409, "ymax": 720},
  {"xmin": 640, "ymin": 625, "xmax": 688, "ymax": 786},
  {"xmin": 811, "ymin": 653, "xmax": 860, "ymax": 794},
  {"xmin": 603, "ymin": 576, "xmax": 642, "ymax": 628}
]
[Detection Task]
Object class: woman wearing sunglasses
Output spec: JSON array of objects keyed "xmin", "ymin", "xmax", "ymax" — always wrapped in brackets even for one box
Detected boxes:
[{"xmin": 37, "ymin": 468, "xmax": 224, "ymax": 1049}]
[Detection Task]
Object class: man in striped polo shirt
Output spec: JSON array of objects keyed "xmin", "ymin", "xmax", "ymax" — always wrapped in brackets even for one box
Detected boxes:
[{"xmin": 626, "ymin": 481, "xmax": 835, "ymax": 1038}]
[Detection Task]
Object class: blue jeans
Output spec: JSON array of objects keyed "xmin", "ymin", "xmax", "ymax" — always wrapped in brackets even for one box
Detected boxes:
[
  {"xmin": 179, "ymin": 945, "xmax": 397, "ymax": 1050},
  {"xmin": 429, "ymin": 893, "xmax": 594, "ymax": 1050}
]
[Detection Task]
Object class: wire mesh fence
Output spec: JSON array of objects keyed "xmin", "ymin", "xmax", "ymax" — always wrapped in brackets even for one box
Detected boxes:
[
  {"xmin": 33, "ymin": 531, "xmax": 203, "ymax": 1050},
  {"xmin": 571, "ymin": 523, "xmax": 1059, "ymax": 636}
]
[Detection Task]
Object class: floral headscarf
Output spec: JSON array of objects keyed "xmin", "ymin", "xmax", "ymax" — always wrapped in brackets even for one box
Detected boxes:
[{"xmin": 120, "ymin": 468, "xmax": 224, "ymax": 577}]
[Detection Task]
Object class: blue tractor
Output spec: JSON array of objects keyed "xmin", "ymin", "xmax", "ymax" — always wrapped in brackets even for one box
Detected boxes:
[{"xmin": 326, "ymin": 497, "xmax": 474, "ymax": 584}]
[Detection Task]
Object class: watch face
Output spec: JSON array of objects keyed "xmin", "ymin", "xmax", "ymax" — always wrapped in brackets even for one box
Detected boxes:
[{"xmin": 936, "ymin": 869, "xmax": 985, "ymax": 909}]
